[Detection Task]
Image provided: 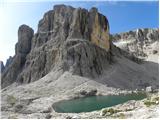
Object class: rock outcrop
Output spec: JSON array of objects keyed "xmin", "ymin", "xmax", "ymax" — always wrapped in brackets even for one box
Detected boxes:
[
  {"xmin": 0, "ymin": 61, "xmax": 5, "ymax": 72},
  {"xmin": 1, "ymin": 25, "xmax": 34, "ymax": 88},
  {"xmin": 1, "ymin": 5, "xmax": 111, "ymax": 88},
  {"xmin": 5, "ymin": 56, "xmax": 13, "ymax": 68},
  {"xmin": 15, "ymin": 25, "xmax": 34, "ymax": 54},
  {"xmin": 111, "ymin": 28, "xmax": 159, "ymax": 58}
]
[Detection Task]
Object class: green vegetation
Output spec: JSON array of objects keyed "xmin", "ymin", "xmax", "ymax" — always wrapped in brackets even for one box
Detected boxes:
[
  {"xmin": 152, "ymin": 96, "xmax": 159, "ymax": 101},
  {"xmin": 7, "ymin": 95, "xmax": 17, "ymax": 106},
  {"xmin": 144, "ymin": 95, "xmax": 159, "ymax": 107},
  {"xmin": 125, "ymin": 108, "xmax": 134, "ymax": 111},
  {"xmin": 144, "ymin": 100, "xmax": 157, "ymax": 107},
  {"xmin": 101, "ymin": 108, "xmax": 122, "ymax": 116}
]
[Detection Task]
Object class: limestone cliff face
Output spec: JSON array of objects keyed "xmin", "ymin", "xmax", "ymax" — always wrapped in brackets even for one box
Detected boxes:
[
  {"xmin": 89, "ymin": 8, "xmax": 110, "ymax": 50},
  {"xmin": 34, "ymin": 5, "xmax": 110, "ymax": 50},
  {"xmin": 1, "ymin": 5, "xmax": 111, "ymax": 88}
]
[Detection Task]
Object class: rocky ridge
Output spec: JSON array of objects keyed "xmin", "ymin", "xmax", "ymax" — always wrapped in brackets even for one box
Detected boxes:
[{"xmin": 111, "ymin": 28, "xmax": 159, "ymax": 59}]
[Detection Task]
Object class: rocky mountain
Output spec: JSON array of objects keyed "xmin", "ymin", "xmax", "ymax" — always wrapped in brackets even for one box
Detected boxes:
[
  {"xmin": 1, "ymin": 5, "xmax": 158, "ymax": 90},
  {"xmin": 1, "ymin": 5, "xmax": 159, "ymax": 119},
  {"xmin": 1, "ymin": 5, "xmax": 112, "ymax": 88},
  {"xmin": 111, "ymin": 28, "xmax": 159, "ymax": 59}
]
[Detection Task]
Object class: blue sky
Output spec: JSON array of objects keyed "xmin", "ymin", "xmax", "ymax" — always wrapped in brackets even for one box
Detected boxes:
[{"xmin": 0, "ymin": 0, "xmax": 159, "ymax": 64}]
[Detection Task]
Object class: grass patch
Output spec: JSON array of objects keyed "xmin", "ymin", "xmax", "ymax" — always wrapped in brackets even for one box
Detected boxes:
[
  {"xmin": 144, "ymin": 95, "xmax": 159, "ymax": 107},
  {"xmin": 144, "ymin": 100, "xmax": 156, "ymax": 107},
  {"xmin": 101, "ymin": 108, "xmax": 122, "ymax": 116}
]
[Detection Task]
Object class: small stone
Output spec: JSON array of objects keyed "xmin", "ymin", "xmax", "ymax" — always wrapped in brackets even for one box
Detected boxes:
[
  {"xmin": 80, "ymin": 90, "xmax": 87, "ymax": 95},
  {"xmin": 66, "ymin": 116, "xmax": 72, "ymax": 119},
  {"xmin": 72, "ymin": 115, "xmax": 80, "ymax": 119},
  {"xmin": 14, "ymin": 104, "xmax": 24, "ymax": 112},
  {"xmin": 146, "ymin": 86, "xmax": 153, "ymax": 93},
  {"xmin": 152, "ymin": 50, "xmax": 158, "ymax": 54},
  {"xmin": 45, "ymin": 114, "xmax": 52, "ymax": 119},
  {"xmin": 87, "ymin": 89, "xmax": 97, "ymax": 96}
]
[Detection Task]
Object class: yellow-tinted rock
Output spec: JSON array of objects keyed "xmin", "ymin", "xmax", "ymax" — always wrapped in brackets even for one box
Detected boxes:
[{"xmin": 91, "ymin": 13, "xmax": 110, "ymax": 51}]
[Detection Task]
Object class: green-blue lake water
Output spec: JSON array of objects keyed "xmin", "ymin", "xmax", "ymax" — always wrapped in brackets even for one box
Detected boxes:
[{"xmin": 53, "ymin": 93, "xmax": 146, "ymax": 113}]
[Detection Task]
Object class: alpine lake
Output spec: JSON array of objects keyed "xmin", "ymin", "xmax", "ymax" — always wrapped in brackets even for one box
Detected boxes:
[{"xmin": 53, "ymin": 92, "xmax": 147, "ymax": 113}]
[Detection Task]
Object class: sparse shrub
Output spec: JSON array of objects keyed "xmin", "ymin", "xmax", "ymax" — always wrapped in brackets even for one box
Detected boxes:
[
  {"xmin": 152, "ymin": 96, "xmax": 159, "ymax": 102},
  {"xmin": 144, "ymin": 95, "xmax": 159, "ymax": 107},
  {"xmin": 144, "ymin": 100, "xmax": 156, "ymax": 107},
  {"xmin": 101, "ymin": 108, "xmax": 108, "ymax": 116},
  {"xmin": 108, "ymin": 108, "xmax": 114, "ymax": 115},
  {"xmin": 101, "ymin": 108, "xmax": 122, "ymax": 116},
  {"xmin": 125, "ymin": 108, "xmax": 133, "ymax": 111},
  {"xmin": 114, "ymin": 109, "xmax": 122, "ymax": 113},
  {"xmin": 7, "ymin": 95, "xmax": 17, "ymax": 106}
]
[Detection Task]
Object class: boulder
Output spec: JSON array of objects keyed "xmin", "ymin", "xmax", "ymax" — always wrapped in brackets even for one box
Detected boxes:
[{"xmin": 146, "ymin": 86, "xmax": 153, "ymax": 93}]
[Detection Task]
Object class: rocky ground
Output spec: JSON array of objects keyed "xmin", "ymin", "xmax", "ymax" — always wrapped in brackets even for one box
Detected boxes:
[{"xmin": 1, "ymin": 87, "xmax": 159, "ymax": 119}]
